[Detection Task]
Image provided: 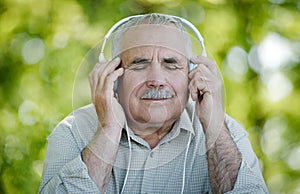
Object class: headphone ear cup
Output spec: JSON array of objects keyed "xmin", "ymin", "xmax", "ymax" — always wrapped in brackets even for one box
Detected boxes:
[
  {"xmin": 189, "ymin": 63, "xmax": 196, "ymax": 72},
  {"xmin": 113, "ymin": 80, "xmax": 118, "ymax": 93}
]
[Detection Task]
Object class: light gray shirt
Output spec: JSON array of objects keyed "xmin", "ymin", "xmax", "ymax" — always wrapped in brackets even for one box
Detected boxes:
[{"xmin": 39, "ymin": 102, "xmax": 268, "ymax": 193}]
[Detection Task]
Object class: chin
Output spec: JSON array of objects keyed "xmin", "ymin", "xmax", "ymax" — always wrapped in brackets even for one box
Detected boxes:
[{"xmin": 130, "ymin": 103, "xmax": 181, "ymax": 126}]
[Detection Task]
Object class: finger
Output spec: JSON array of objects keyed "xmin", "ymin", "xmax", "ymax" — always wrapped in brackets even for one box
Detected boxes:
[
  {"xmin": 89, "ymin": 63, "xmax": 102, "ymax": 78},
  {"xmin": 102, "ymin": 57, "xmax": 121, "ymax": 76},
  {"xmin": 188, "ymin": 67, "xmax": 207, "ymax": 101},
  {"xmin": 89, "ymin": 59, "xmax": 115, "ymax": 103},
  {"xmin": 96, "ymin": 68, "xmax": 124, "ymax": 98},
  {"xmin": 189, "ymin": 81, "xmax": 198, "ymax": 101},
  {"xmin": 188, "ymin": 63, "xmax": 212, "ymax": 81},
  {"xmin": 97, "ymin": 57, "xmax": 121, "ymax": 90},
  {"xmin": 190, "ymin": 56, "xmax": 218, "ymax": 75},
  {"xmin": 89, "ymin": 63, "xmax": 104, "ymax": 102},
  {"xmin": 90, "ymin": 61, "xmax": 107, "ymax": 80},
  {"xmin": 90, "ymin": 55, "xmax": 117, "ymax": 85},
  {"xmin": 189, "ymin": 78, "xmax": 207, "ymax": 101},
  {"xmin": 90, "ymin": 58, "xmax": 121, "ymax": 103},
  {"xmin": 189, "ymin": 66, "xmax": 216, "ymax": 101},
  {"xmin": 190, "ymin": 55, "xmax": 214, "ymax": 66},
  {"xmin": 91, "ymin": 57, "xmax": 118, "ymax": 81},
  {"xmin": 89, "ymin": 62, "xmax": 105, "ymax": 90}
]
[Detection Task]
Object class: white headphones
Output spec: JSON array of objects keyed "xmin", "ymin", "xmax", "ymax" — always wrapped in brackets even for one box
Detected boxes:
[{"xmin": 99, "ymin": 14, "xmax": 207, "ymax": 92}]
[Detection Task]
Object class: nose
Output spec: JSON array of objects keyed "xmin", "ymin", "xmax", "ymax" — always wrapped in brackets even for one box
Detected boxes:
[
  {"xmin": 146, "ymin": 80, "xmax": 166, "ymax": 89},
  {"xmin": 145, "ymin": 63, "xmax": 166, "ymax": 89}
]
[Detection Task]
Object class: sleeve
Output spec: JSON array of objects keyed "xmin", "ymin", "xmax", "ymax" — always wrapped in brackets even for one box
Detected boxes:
[
  {"xmin": 38, "ymin": 117, "xmax": 100, "ymax": 194},
  {"xmin": 224, "ymin": 116, "xmax": 269, "ymax": 194}
]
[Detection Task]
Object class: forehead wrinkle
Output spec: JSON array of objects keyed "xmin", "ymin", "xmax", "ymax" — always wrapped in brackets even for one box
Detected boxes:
[
  {"xmin": 122, "ymin": 46, "xmax": 188, "ymax": 60},
  {"xmin": 117, "ymin": 25, "xmax": 189, "ymax": 58}
]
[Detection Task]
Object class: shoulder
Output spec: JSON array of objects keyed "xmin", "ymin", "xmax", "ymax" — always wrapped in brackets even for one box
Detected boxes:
[
  {"xmin": 225, "ymin": 115, "xmax": 248, "ymax": 142},
  {"xmin": 71, "ymin": 104, "xmax": 98, "ymax": 125},
  {"xmin": 49, "ymin": 104, "xmax": 98, "ymax": 145}
]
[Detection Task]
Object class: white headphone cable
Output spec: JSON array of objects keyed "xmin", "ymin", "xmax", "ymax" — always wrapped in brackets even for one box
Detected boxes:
[
  {"xmin": 180, "ymin": 101, "xmax": 196, "ymax": 194},
  {"xmin": 181, "ymin": 132, "xmax": 192, "ymax": 194}
]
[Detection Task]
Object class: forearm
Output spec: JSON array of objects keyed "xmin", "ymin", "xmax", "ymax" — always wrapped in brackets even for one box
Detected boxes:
[
  {"xmin": 82, "ymin": 124, "xmax": 122, "ymax": 193},
  {"xmin": 206, "ymin": 123, "xmax": 242, "ymax": 194}
]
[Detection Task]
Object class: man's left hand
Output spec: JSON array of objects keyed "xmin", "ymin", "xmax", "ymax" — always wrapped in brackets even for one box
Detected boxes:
[{"xmin": 188, "ymin": 55, "xmax": 225, "ymax": 134}]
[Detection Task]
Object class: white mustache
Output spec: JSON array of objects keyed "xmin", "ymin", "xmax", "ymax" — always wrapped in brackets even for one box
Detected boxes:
[{"xmin": 141, "ymin": 88, "xmax": 172, "ymax": 99}]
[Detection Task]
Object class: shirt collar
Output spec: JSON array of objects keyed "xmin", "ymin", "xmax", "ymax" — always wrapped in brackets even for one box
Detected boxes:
[
  {"xmin": 177, "ymin": 108, "xmax": 195, "ymax": 135},
  {"xmin": 122, "ymin": 108, "xmax": 195, "ymax": 148}
]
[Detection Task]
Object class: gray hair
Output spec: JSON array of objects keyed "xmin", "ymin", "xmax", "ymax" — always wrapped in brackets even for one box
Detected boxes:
[{"xmin": 111, "ymin": 13, "xmax": 192, "ymax": 58}]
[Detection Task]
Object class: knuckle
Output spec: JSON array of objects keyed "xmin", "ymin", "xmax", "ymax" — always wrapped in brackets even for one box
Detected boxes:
[
  {"xmin": 88, "ymin": 73, "xmax": 94, "ymax": 81},
  {"xmin": 95, "ymin": 89, "xmax": 105, "ymax": 100},
  {"xmin": 106, "ymin": 73, "xmax": 117, "ymax": 82}
]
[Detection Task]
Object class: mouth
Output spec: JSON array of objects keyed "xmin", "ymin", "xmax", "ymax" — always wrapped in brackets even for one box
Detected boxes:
[
  {"xmin": 141, "ymin": 97, "xmax": 171, "ymax": 101},
  {"xmin": 140, "ymin": 88, "xmax": 173, "ymax": 100}
]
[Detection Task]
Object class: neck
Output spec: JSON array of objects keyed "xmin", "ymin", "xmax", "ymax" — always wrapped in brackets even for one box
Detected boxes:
[{"xmin": 128, "ymin": 121, "xmax": 175, "ymax": 149}]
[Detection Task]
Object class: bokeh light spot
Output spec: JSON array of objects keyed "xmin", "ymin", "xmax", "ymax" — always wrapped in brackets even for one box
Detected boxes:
[
  {"xmin": 258, "ymin": 32, "xmax": 296, "ymax": 71},
  {"xmin": 22, "ymin": 38, "xmax": 45, "ymax": 65},
  {"xmin": 285, "ymin": 145, "xmax": 300, "ymax": 170},
  {"xmin": 52, "ymin": 32, "xmax": 69, "ymax": 49},
  {"xmin": 4, "ymin": 135, "xmax": 24, "ymax": 161},
  {"xmin": 18, "ymin": 100, "xmax": 39, "ymax": 126},
  {"xmin": 260, "ymin": 116, "xmax": 287, "ymax": 161},
  {"xmin": 266, "ymin": 72, "xmax": 293, "ymax": 102},
  {"xmin": 224, "ymin": 46, "xmax": 248, "ymax": 81},
  {"xmin": 267, "ymin": 173, "xmax": 290, "ymax": 194}
]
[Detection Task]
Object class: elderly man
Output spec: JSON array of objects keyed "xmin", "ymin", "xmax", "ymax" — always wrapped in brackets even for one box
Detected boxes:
[{"xmin": 39, "ymin": 13, "xmax": 268, "ymax": 193}]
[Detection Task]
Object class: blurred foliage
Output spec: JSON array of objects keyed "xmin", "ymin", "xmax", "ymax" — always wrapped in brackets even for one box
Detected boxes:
[{"xmin": 0, "ymin": 0, "xmax": 299, "ymax": 193}]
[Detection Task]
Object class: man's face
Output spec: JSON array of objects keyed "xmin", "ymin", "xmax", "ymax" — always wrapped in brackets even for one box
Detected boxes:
[{"xmin": 117, "ymin": 25, "xmax": 189, "ymax": 131}]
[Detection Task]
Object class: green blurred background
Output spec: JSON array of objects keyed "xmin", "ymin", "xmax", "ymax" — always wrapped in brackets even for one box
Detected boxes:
[{"xmin": 0, "ymin": 0, "xmax": 299, "ymax": 193}]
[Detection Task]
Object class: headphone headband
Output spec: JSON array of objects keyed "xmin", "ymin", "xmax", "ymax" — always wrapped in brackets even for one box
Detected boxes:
[{"xmin": 99, "ymin": 14, "xmax": 206, "ymax": 61}]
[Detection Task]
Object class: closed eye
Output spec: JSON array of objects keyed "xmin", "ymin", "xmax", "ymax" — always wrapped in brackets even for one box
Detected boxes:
[
  {"xmin": 162, "ymin": 57, "xmax": 183, "ymax": 70},
  {"xmin": 163, "ymin": 58, "xmax": 179, "ymax": 64},
  {"xmin": 127, "ymin": 58, "xmax": 151, "ymax": 71},
  {"xmin": 132, "ymin": 58, "xmax": 150, "ymax": 64}
]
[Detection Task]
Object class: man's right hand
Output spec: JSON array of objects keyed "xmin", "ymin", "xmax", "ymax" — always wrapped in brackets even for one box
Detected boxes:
[{"xmin": 89, "ymin": 57, "xmax": 125, "ymax": 129}]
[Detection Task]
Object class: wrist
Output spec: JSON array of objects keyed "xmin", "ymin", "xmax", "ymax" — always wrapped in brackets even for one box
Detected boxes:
[
  {"xmin": 204, "ymin": 119, "xmax": 227, "ymax": 150},
  {"xmin": 201, "ymin": 111, "xmax": 225, "ymax": 133},
  {"xmin": 97, "ymin": 123, "xmax": 123, "ymax": 144}
]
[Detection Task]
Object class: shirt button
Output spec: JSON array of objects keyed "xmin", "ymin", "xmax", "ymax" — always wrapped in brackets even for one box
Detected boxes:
[{"xmin": 150, "ymin": 152, "xmax": 154, "ymax": 158}]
